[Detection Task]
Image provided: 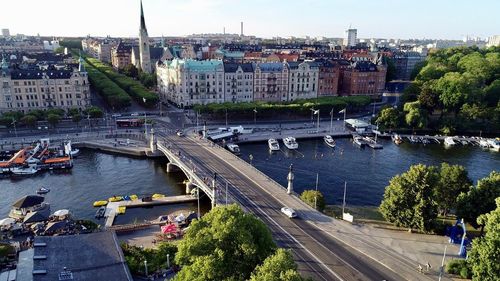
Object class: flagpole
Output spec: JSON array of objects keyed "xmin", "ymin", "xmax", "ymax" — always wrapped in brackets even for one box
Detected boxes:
[
  {"xmin": 342, "ymin": 181, "xmax": 347, "ymax": 215},
  {"xmin": 330, "ymin": 108, "xmax": 333, "ymax": 133},
  {"xmin": 316, "ymin": 109, "xmax": 320, "ymax": 133},
  {"xmin": 343, "ymin": 108, "xmax": 346, "ymax": 131},
  {"xmin": 314, "ymin": 173, "xmax": 319, "ymax": 210}
]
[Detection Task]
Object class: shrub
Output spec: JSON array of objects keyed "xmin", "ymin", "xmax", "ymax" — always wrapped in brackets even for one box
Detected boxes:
[{"xmin": 446, "ymin": 259, "xmax": 472, "ymax": 279}]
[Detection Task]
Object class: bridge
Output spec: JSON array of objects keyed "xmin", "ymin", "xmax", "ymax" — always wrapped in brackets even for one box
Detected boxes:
[{"xmin": 146, "ymin": 125, "xmax": 439, "ymax": 281}]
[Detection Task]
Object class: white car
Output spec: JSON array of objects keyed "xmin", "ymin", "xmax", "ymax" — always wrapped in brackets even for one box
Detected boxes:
[
  {"xmin": 281, "ymin": 207, "xmax": 297, "ymax": 218},
  {"xmin": 176, "ymin": 131, "xmax": 184, "ymax": 137}
]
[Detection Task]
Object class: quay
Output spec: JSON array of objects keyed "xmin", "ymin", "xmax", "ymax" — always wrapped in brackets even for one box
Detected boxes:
[
  {"xmin": 104, "ymin": 195, "xmax": 197, "ymax": 228},
  {"xmin": 234, "ymin": 128, "xmax": 350, "ymax": 144}
]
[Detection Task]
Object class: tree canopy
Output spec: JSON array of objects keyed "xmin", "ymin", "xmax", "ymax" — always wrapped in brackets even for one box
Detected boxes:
[
  {"xmin": 300, "ymin": 190, "xmax": 325, "ymax": 212},
  {"xmin": 435, "ymin": 163, "xmax": 472, "ymax": 216},
  {"xmin": 249, "ymin": 249, "xmax": 305, "ymax": 281}
]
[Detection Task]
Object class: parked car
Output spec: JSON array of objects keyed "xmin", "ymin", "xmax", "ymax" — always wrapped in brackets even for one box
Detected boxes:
[
  {"xmin": 281, "ymin": 207, "xmax": 297, "ymax": 218},
  {"xmin": 176, "ymin": 131, "xmax": 184, "ymax": 137}
]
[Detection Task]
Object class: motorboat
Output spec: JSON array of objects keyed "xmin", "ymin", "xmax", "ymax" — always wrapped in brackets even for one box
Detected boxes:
[
  {"xmin": 108, "ymin": 196, "xmax": 123, "ymax": 202},
  {"xmin": 324, "ymin": 135, "xmax": 336, "ymax": 148},
  {"xmin": 479, "ymin": 139, "xmax": 490, "ymax": 148},
  {"xmin": 352, "ymin": 135, "xmax": 365, "ymax": 147},
  {"xmin": 268, "ymin": 139, "xmax": 280, "ymax": 151},
  {"xmin": 226, "ymin": 144, "xmax": 241, "ymax": 155},
  {"xmin": 95, "ymin": 206, "xmax": 106, "ymax": 219},
  {"xmin": 93, "ymin": 200, "xmax": 108, "ymax": 207},
  {"xmin": 487, "ymin": 139, "xmax": 500, "ymax": 152},
  {"xmin": 70, "ymin": 148, "xmax": 80, "ymax": 157},
  {"xmin": 391, "ymin": 134, "xmax": 403, "ymax": 145},
  {"xmin": 283, "ymin": 137, "xmax": 298, "ymax": 150},
  {"xmin": 36, "ymin": 187, "xmax": 50, "ymax": 195},
  {"xmin": 152, "ymin": 193, "xmax": 165, "ymax": 199},
  {"xmin": 11, "ymin": 166, "xmax": 39, "ymax": 175},
  {"xmin": 444, "ymin": 137, "xmax": 457, "ymax": 147}
]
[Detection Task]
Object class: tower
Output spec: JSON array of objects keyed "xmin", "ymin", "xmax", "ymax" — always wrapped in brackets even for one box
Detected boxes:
[
  {"xmin": 139, "ymin": 0, "xmax": 152, "ymax": 73},
  {"xmin": 344, "ymin": 27, "xmax": 357, "ymax": 47},
  {"xmin": 240, "ymin": 22, "xmax": 244, "ymax": 36}
]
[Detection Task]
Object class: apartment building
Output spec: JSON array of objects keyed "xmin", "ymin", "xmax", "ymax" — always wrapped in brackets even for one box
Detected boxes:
[
  {"xmin": 288, "ymin": 61, "xmax": 319, "ymax": 101},
  {"xmin": 253, "ymin": 62, "xmax": 289, "ymax": 102},
  {"xmin": 223, "ymin": 63, "xmax": 254, "ymax": 103}
]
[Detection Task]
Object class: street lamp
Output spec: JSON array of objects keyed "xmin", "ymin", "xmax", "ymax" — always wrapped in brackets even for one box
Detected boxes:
[
  {"xmin": 144, "ymin": 260, "xmax": 148, "ymax": 276},
  {"xmin": 167, "ymin": 254, "xmax": 170, "ymax": 268},
  {"xmin": 253, "ymin": 108, "xmax": 257, "ymax": 127},
  {"xmin": 11, "ymin": 118, "xmax": 17, "ymax": 138}
]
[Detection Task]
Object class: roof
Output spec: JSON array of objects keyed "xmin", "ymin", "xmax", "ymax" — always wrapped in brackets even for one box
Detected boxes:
[
  {"xmin": 149, "ymin": 47, "xmax": 164, "ymax": 60},
  {"xmin": 224, "ymin": 63, "xmax": 254, "ymax": 73},
  {"xmin": 9, "ymin": 69, "xmax": 74, "ymax": 80},
  {"xmin": 169, "ymin": 59, "xmax": 223, "ymax": 71},
  {"xmin": 256, "ymin": 62, "xmax": 284, "ymax": 72},
  {"xmin": 12, "ymin": 195, "xmax": 44, "ymax": 209},
  {"xmin": 16, "ymin": 231, "xmax": 133, "ymax": 281}
]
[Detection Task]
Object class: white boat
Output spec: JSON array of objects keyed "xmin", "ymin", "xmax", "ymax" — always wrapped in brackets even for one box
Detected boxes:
[
  {"xmin": 268, "ymin": 139, "xmax": 280, "ymax": 151},
  {"xmin": 353, "ymin": 135, "xmax": 365, "ymax": 147},
  {"xmin": 283, "ymin": 137, "xmax": 298, "ymax": 150},
  {"xmin": 37, "ymin": 187, "xmax": 50, "ymax": 195},
  {"xmin": 479, "ymin": 139, "xmax": 490, "ymax": 148},
  {"xmin": 324, "ymin": 135, "xmax": 336, "ymax": 148},
  {"xmin": 226, "ymin": 144, "xmax": 241, "ymax": 155},
  {"xmin": 11, "ymin": 166, "xmax": 39, "ymax": 175},
  {"xmin": 70, "ymin": 148, "xmax": 80, "ymax": 157},
  {"xmin": 444, "ymin": 137, "xmax": 457, "ymax": 147},
  {"xmin": 487, "ymin": 139, "xmax": 500, "ymax": 152},
  {"xmin": 391, "ymin": 134, "xmax": 403, "ymax": 145}
]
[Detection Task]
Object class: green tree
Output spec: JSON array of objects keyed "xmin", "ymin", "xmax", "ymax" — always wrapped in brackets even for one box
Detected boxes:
[
  {"xmin": 385, "ymin": 57, "xmax": 396, "ymax": 81},
  {"xmin": 404, "ymin": 101, "xmax": 427, "ymax": 129},
  {"xmin": 376, "ymin": 107, "xmax": 400, "ymax": 130},
  {"xmin": 85, "ymin": 106, "xmax": 104, "ymax": 118},
  {"xmin": 300, "ymin": 190, "xmax": 325, "ymax": 212},
  {"xmin": 456, "ymin": 171, "xmax": 500, "ymax": 233},
  {"xmin": 249, "ymin": 249, "xmax": 304, "ymax": 281},
  {"xmin": 436, "ymin": 163, "xmax": 472, "ymax": 216},
  {"xmin": 47, "ymin": 113, "xmax": 61, "ymax": 128},
  {"xmin": 174, "ymin": 204, "xmax": 276, "ymax": 281},
  {"xmin": 417, "ymin": 82, "xmax": 440, "ymax": 111},
  {"xmin": 468, "ymin": 198, "xmax": 500, "ymax": 280},
  {"xmin": 123, "ymin": 63, "xmax": 139, "ymax": 78},
  {"xmin": 379, "ymin": 164, "xmax": 439, "ymax": 232},
  {"xmin": 20, "ymin": 115, "xmax": 37, "ymax": 127}
]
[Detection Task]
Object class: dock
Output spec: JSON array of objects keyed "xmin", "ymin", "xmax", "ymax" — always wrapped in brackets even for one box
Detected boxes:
[{"xmin": 104, "ymin": 195, "xmax": 197, "ymax": 228}]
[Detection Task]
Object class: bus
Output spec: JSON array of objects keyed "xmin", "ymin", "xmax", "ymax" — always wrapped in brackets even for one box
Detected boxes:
[{"xmin": 116, "ymin": 119, "xmax": 144, "ymax": 128}]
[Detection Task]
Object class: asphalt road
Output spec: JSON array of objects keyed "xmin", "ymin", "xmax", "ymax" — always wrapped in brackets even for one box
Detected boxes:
[{"xmin": 158, "ymin": 131, "xmax": 402, "ymax": 281}]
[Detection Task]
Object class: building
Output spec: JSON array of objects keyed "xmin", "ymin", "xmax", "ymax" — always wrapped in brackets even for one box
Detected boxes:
[
  {"xmin": 1, "ymin": 28, "xmax": 10, "ymax": 37},
  {"xmin": 0, "ymin": 56, "xmax": 90, "ymax": 113},
  {"xmin": 0, "ymin": 38, "xmax": 44, "ymax": 52},
  {"xmin": 344, "ymin": 28, "xmax": 357, "ymax": 47},
  {"xmin": 487, "ymin": 35, "xmax": 500, "ymax": 47},
  {"xmin": 157, "ymin": 59, "xmax": 225, "ymax": 107},
  {"xmin": 317, "ymin": 60, "xmax": 339, "ymax": 96},
  {"xmin": 288, "ymin": 61, "xmax": 319, "ymax": 101},
  {"xmin": 392, "ymin": 51, "xmax": 424, "ymax": 81},
  {"xmin": 111, "ymin": 41, "xmax": 133, "ymax": 70},
  {"xmin": 253, "ymin": 62, "xmax": 289, "ymax": 102},
  {"xmin": 138, "ymin": 0, "xmax": 152, "ymax": 73},
  {"xmin": 223, "ymin": 63, "xmax": 254, "ymax": 103},
  {"xmin": 81, "ymin": 38, "xmax": 115, "ymax": 63},
  {"xmin": 16, "ymin": 231, "xmax": 133, "ymax": 281},
  {"xmin": 341, "ymin": 61, "xmax": 386, "ymax": 96}
]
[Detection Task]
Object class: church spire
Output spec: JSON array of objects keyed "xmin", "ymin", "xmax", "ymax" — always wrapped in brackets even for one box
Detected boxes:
[{"xmin": 140, "ymin": 0, "xmax": 148, "ymax": 35}]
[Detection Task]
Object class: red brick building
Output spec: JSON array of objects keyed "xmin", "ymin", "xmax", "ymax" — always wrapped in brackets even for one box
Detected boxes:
[
  {"xmin": 341, "ymin": 61, "xmax": 386, "ymax": 96},
  {"xmin": 317, "ymin": 61, "xmax": 339, "ymax": 96}
]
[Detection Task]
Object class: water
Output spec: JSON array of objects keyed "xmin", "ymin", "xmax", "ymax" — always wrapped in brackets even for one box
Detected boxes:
[
  {"xmin": 239, "ymin": 138, "xmax": 500, "ymax": 206},
  {"xmin": 0, "ymin": 149, "xmax": 202, "ymax": 223}
]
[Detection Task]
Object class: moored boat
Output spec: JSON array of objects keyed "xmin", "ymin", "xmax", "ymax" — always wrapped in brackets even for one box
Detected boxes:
[
  {"xmin": 11, "ymin": 166, "xmax": 39, "ymax": 175},
  {"xmin": 352, "ymin": 135, "xmax": 365, "ymax": 147},
  {"xmin": 283, "ymin": 137, "xmax": 298, "ymax": 150},
  {"xmin": 152, "ymin": 193, "xmax": 165, "ymax": 199},
  {"xmin": 487, "ymin": 139, "xmax": 500, "ymax": 152},
  {"xmin": 95, "ymin": 206, "xmax": 106, "ymax": 219},
  {"xmin": 108, "ymin": 196, "xmax": 123, "ymax": 202},
  {"xmin": 323, "ymin": 135, "xmax": 336, "ymax": 148},
  {"xmin": 444, "ymin": 137, "xmax": 457, "ymax": 147},
  {"xmin": 268, "ymin": 139, "xmax": 280, "ymax": 151},
  {"xmin": 36, "ymin": 187, "xmax": 50, "ymax": 195},
  {"xmin": 93, "ymin": 200, "xmax": 108, "ymax": 207},
  {"xmin": 391, "ymin": 134, "xmax": 403, "ymax": 145},
  {"xmin": 226, "ymin": 144, "xmax": 241, "ymax": 155}
]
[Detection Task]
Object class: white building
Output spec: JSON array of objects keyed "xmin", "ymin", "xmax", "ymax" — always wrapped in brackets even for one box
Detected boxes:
[
  {"xmin": 253, "ymin": 62, "xmax": 289, "ymax": 102},
  {"xmin": 344, "ymin": 28, "xmax": 357, "ymax": 47},
  {"xmin": 288, "ymin": 61, "xmax": 319, "ymax": 101},
  {"xmin": 1, "ymin": 29, "xmax": 10, "ymax": 37},
  {"xmin": 487, "ymin": 35, "xmax": 500, "ymax": 47},
  {"xmin": 223, "ymin": 63, "xmax": 254, "ymax": 103}
]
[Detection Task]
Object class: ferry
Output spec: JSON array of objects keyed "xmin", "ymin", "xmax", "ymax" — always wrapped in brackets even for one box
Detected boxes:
[
  {"xmin": 268, "ymin": 139, "xmax": 280, "ymax": 151},
  {"xmin": 283, "ymin": 137, "xmax": 298, "ymax": 150},
  {"xmin": 487, "ymin": 139, "xmax": 500, "ymax": 152},
  {"xmin": 323, "ymin": 135, "xmax": 336, "ymax": 148},
  {"xmin": 226, "ymin": 144, "xmax": 241, "ymax": 155},
  {"xmin": 444, "ymin": 137, "xmax": 457, "ymax": 147},
  {"xmin": 391, "ymin": 134, "xmax": 403, "ymax": 145}
]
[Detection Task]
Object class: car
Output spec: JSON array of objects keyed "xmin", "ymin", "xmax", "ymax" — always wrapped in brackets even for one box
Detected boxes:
[
  {"xmin": 281, "ymin": 207, "xmax": 297, "ymax": 218},
  {"xmin": 111, "ymin": 114, "xmax": 122, "ymax": 118},
  {"xmin": 131, "ymin": 112, "xmax": 139, "ymax": 117},
  {"xmin": 176, "ymin": 131, "xmax": 184, "ymax": 137}
]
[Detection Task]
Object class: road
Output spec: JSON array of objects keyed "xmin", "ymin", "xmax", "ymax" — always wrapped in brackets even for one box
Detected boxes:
[{"xmin": 158, "ymin": 130, "xmax": 402, "ymax": 281}]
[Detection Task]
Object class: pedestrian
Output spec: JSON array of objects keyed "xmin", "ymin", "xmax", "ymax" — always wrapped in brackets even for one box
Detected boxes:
[
  {"xmin": 426, "ymin": 262, "xmax": 431, "ymax": 271},
  {"xmin": 417, "ymin": 264, "xmax": 423, "ymax": 273}
]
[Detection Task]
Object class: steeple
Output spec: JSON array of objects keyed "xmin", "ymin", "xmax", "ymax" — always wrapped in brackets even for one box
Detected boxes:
[{"xmin": 140, "ymin": 0, "xmax": 148, "ymax": 35}]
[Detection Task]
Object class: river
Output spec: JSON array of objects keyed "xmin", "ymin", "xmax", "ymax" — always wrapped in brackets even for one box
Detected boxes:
[{"xmin": 238, "ymin": 138, "xmax": 499, "ymax": 206}]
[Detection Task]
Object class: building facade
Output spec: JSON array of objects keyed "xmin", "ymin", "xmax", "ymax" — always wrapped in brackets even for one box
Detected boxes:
[
  {"xmin": 341, "ymin": 61, "xmax": 386, "ymax": 96},
  {"xmin": 317, "ymin": 60, "xmax": 339, "ymax": 96},
  {"xmin": 392, "ymin": 51, "xmax": 424, "ymax": 81},
  {"xmin": 344, "ymin": 28, "xmax": 357, "ymax": 47},
  {"xmin": 82, "ymin": 38, "xmax": 114, "ymax": 63},
  {"xmin": 223, "ymin": 63, "xmax": 254, "ymax": 103},
  {"xmin": 0, "ymin": 57, "xmax": 90, "ymax": 113},
  {"xmin": 111, "ymin": 42, "xmax": 132, "ymax": 70},
  {"xmin": 138, "ymin": 0, "xmax": 152, "ymax": 73},
  {"xmin": 253, "ymin": 62, "xmax": 289, "ymax": 102},
  {"xmin": 288, "ymin": 61, "xmax": 319, "ymax": 101}
]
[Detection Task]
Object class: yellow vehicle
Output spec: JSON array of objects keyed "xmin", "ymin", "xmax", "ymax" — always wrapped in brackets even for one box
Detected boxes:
[{"xmin": 93, "ymin": 200, "xmax": 108, "ymax": 207}]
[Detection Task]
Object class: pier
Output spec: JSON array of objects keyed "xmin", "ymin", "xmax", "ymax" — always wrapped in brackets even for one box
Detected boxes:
[{"xmin": 104, "ymin": 195, "xmax": 197, "ymax": 228}]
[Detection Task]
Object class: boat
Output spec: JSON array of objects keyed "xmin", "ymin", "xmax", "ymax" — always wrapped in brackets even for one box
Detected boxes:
[
  {"xmin": 283, "ymin": 137, "xmax": 298, "ymax": 150},
  {"xmin": 352, "ymin": 135, "xmax": 365, "ymax": 147},
  {"xmin": 268, "ymin": 139, "xmax": 280, "ymax": 151},
  {"xmin": 323, "ymin": 135, "xmax": 336, "ymax": 148},
  {"xmin": 95, "ymin": 206, "xmax": 106, "ymax": 219},
  {"xmin": 36, "ymin": 187, "xmax": 50, "ymax": 195},
  {"xmin": 11, "ymin": 166, "xmax": 39, "ymax": 175},
  {"xmin": 226, "ymin": 144, "xmax": 241, "ymax": 155},
  {"xmin": 479, "ymin": 139, "xmax": 490, "ymax": 148},
  {"xmin": 152, "ymin": 193, "xmax": 165, "ymax": 199},
  {"xmin": 444, "ymin": 137, "xmax": 457, "ymax": 147},
  {"xmin": 487, "ymin": 139, "xmax": 500, "ymax": 152},
  {"xmin": 117, "ymin": 206, "xmax": 126, "ymax": 214},
  {"xmin": 70, "ymin": 148, "xmax": 80, "ymax": 157},
  {"xmin": 108, "ymin": 196, "xmax": 123, "ymax": 202},
  {"xmin": 391, "ymin": 134, "xmax": 403, "ymax": 145},
  {"xmin": 93, "ymin": 200, "xmax": 108, "ymax": 207},
  {"xmin": 129, "ymin": 194, "xmax": 138, "ymax": 201}
]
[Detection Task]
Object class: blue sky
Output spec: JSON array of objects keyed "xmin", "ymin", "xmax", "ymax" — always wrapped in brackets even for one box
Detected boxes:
[{"xmin": 2, "ymin": 0, "xmax": 499, "ymax": 39}]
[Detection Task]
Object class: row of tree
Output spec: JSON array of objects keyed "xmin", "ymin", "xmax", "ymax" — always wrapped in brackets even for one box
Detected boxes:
[
  {"xmin": 380, "ymin": 164, "xmax": 499, "ymax": 234},
  {"xmin": 377, "ymin": 46, "xmax": 500, "ymax": 134},
  {"xmin": 121, "ymin": 63, "xmax": 157, "ymax": 88},
  {"xmin": 193, "ymin": 96, "xmax": 371, "ymax": 117},
  {"xmin": 85, "ymin": 57, "xmax": 158, "ymax": 107},
  {"xmin": 0, "ymin": 107, "xmax": 103, "ymax": 128}
]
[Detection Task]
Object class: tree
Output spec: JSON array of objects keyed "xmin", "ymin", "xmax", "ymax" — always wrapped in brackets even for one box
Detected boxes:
[
  {"xmin": 300, "ymin": 190, "xmax": 325, "ymax": 212},
  {"xmin": 123, "ymin": 63, "xmax": 139, "ymax": 78},
  {"xmin": 456, "ymin": 171, "xmax": 500, "ymax": 233},
  {"xmin": 468, "ymin": 198, "xmax": 500, "ymax": 280},
  {"xmin": 435, "ymin": 163, "xmax": 472, "ymax": 216},
  {"xmin": 20, "ymin": 115, "xmax": 37, "ymax": 127},
  {"xmin": 85, "ymin": 106, "xmax": 104, "ymax": 118},
  {"xmin": 174, "ymin": 204, "xmax": 276, "ymax": 281},
  {"xmin": 376, "ymin": 107, "xmax": 400, "ymax": 130},
  {"xmin": 417, "ymin": 82, "xmax": 440, "ymax": 111},
  {"xmin": 379, "ymin": 164, "xmax": 439, "ymax": 232},
  {"xmin": 403, "ymin": 101, "xmax": 427, "ymax": 129},
  {"xmin": 249, "ymin": 249, "xmax": 304, "ymax": 281},
  {"xmin": 47, "ymin": 114, "xmax": 61, "ymax": 128},
  {"xmin": 385, "ymin": 57, "xmax": 396, "ymax": 82}
]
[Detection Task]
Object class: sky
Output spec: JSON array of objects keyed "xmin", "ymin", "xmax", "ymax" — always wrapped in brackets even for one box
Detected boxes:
[{"xmin": 2, "ymin": 0, "xmax": 499, "ymax": 40}]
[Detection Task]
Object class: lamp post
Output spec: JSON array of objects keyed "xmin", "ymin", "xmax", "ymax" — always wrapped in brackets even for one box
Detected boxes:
[
  {"xmin": 167, "ymin": 254, "xmax": 170, "ymax": 268},
  {"xmin": 144, "ymin": 260, "xmax": 148, "ymax": 277},
  {"xmin": 314, "ymin": 173, "xmax": 319, "ymax": 210},
  {"xmin": 253, "ymin": 108, "xmax": 257, "ymax": 127},
  {"xmin": 11, "ymin": 118, "xmax": 17, "ymax": 138}
]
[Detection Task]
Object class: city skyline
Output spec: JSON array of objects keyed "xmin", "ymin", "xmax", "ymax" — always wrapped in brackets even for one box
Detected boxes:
[{"xmin": 2, "ymin": 0, "xmax": 499, "ymax": 40}]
